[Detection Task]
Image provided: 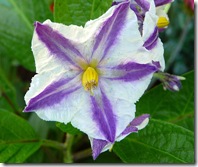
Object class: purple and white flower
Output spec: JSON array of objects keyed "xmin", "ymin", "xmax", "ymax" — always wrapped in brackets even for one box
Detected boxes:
[
  {"xmin": 24, "ymin": 1, "xmax": 164, "ymax": 159},
  {"xmin": 112, "ymin": 0, "xmax": 167, "ymax": 70},
  {"xmin": 154, "ymin": 72, "xmax": 185, "ymax": 91}
]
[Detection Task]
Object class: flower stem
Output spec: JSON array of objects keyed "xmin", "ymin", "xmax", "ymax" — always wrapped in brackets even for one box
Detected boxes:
[
  {"xmin": 73, "ymin": 148, "xmax": 92, "ymax": 161},
  {"xmin": 165, "ymin": 17, "xmax": 192, "ymax": 71},
  {"xmin": 41, "ymin": 139, "xmax": 65, "ymax": 150},
  {"xmin": 63, "ymin": 134, "xmax": 74, "ymax": 163}
]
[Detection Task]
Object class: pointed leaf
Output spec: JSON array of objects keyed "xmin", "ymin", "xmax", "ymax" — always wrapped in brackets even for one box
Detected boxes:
[
  {"xmin": 54, "ymin": 0, "xmax": 112, "ymax": 26},
  {"xmin": 0, "ymin": 0, "xmax": 53, "ymax": 71},
  {"xmin": 0, "ymin": 111, "xmax": 41, "ymax": 163},
  {"xmin": 0, "ymin": 68, "xmax": 17, "ymax": 112},
  {"xmin": 113, "ymin": 119, "xmax": 194, "ymax": 163}
]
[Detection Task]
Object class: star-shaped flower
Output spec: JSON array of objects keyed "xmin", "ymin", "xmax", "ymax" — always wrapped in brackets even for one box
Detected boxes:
[{"xmin": 24, "ymin": 1, "xmax": 163, "ymax": 159}]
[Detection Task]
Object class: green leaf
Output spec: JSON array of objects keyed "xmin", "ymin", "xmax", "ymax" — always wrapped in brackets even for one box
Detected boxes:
[
  {"xmin": 0, "ymin": 68, "xmax": 17, "ymax": 112},
  {"xmin": 136, "ymin": 71, "xmax": 194, "ymax": 131},
  {"xmin": 0, "ymin": 111, "xmax": 41, "ymax": 163},
  {"xmin": 113, "ymin": 119, "xmax": 194, "ymax": 163},
  {"xmin": 56, "ymin": 122, "xmax": 82, "ymax": 135},
  {"xmin": 29, "ymin": 113, "xmax": 51, "ymax": 139},
  {"xmin": 54, "ymin": 0, "xmax": 112, "ymax": 26},
  {"xmin": 0, "ymin": 0, "xmax": 53, "ymax": 71}
]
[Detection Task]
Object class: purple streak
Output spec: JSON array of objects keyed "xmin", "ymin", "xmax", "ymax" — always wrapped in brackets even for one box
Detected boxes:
[
  {"xmin": 121, "ymin": 114, "xmax": 150, "ymax": 136},
  {"xmin": 130, "ymin": 114, "xmax": 150, "ymax": 126},
  {"xmin": 154, "ymin": 0, "xmax": 173, "ymax": 6},
  {"xmin": 143, "ymin": 27, "xmax": 159, "ymax": 50},
  {"xmin": 35, "ymin": 22, "xmax": 84, "ymax": 68},
  {"xmin": 107, "ymin": 62, "xmax": 158, "ymax": 82},
  {"xmin": 92, "ymin": 138, "xmax": 108, "ymax": 160},
  {"xmin": 121, "ymin": 126, "xmax": 138, "ymax": 136},
  {"xmin": 91, "ymin": 88, "xmax": 116, "ymax": 142},
  {"xmin": 24, "ymin": 77, "xmax": 80, "ymax": 112},
  {"xmin": 135, "ymin": 0, "xmax": 150, "ymax": 11},
  {"xmin": 91, "ymin": 2, "xmax": 129, "ymax": 62}
]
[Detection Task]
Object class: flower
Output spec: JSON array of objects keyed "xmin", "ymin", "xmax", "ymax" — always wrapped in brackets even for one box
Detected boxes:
[
  {"xmin": 113, "ymin": 0, "xmax": 173, "ymax": 30},
  {"xmin": 112, "ymin": 0, "xmax": 169, "ymax": 74},
  {"xmin": 24, "ymin": 1, "xmax": 163, "ymax": 159},
  {"xmin": 154, "ymin": 72, "xmax": 185, "ymax": 91}
]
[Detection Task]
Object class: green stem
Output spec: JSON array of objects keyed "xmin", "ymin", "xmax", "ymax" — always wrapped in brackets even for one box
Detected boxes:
[
  {"xmin": 1, "ymin": 91, "xmax": 20, "ymax": 115},
  {"xmin": 73, "ymin": 148, "xmax": 92, "ymax": 161},
  {"xmin": 41, "ymin": 139, "xmax": 65, "ymax": 150},
  {"xmin": 165, "ymin": 17, "xmax": 192, "ymax": 71},
  {"xmin": 63, "ymin": 134, "xmax": 74, "ymax": 163}
]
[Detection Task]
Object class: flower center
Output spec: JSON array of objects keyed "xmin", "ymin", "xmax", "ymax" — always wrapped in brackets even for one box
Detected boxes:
[
  {"xmin": 82, "ymin": 67, "xmax": 98, "ymax": 94},
  {"xmin": 157, "ymin": 17, "xmax": 169, "ymax": 28}
]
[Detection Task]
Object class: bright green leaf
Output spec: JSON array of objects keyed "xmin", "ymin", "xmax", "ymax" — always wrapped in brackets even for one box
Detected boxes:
[
  {"xmin": 113, "ymin": 119, "xmax": 194, "ymax": 163},
  {"xmin": 0, "ymin": 0, "xmax": 53, "ymax": 71},
  {"xmin": 54, "ymin": 0, "xmax": 112, "ymax": 26},
  {"xmin": 136, "ymin": 71, "xmax": 194, "ymax": 131},
  {"xmin": 0, "ymin": 111, "xmax": 41, "ymax": 163},
  {"xmin": 56, "ymin": 122, "xmax": 82, "ymax": 135}
]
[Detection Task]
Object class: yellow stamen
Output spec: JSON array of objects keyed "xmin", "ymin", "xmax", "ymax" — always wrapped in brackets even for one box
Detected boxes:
[
  {"xmin": 157, "ymin": 17, "xmax": 169, "ymax": 28},
  {"xmin": 82, "ymin": 67, "xmax": 98, "ymax": 94}
]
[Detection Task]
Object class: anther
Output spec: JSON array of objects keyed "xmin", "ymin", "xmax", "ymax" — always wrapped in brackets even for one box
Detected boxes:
[
  {"xmin": 157, "ymin": 17, "xmax": 169, "ymax": 28},
  {"xmin": 82, "ymin": 67, "xmax": 98, "ymax": 94}
]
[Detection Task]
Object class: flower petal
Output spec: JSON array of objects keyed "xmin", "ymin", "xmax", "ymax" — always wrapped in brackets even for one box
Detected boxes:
[
  {"xmin": 70, "ymin": 81, "xmax": 136, "ymax": 141},
  {"xmin": 142, "ymin": 1, "xmax": 165, "ymax": 70},
  {"xmin": 89, "ymin": 1, "xmax": 130, "ymax": 62},
  {"xmin": 71, "ymin": 86, "xmax": 117, "ymax": 142},
  {"xmin": 100, "ymin": 61, "xmax": 158, "ymax": 81},
  {"xmin": 85, "ymin": 1, "xmax": 144, "ymax": 66},
  {"xmin": 135, "ymin": 0, "xmax": 150, "ymax": 11},
  {"xmin": 154, "ymin": 0, "xmax": 173, "ymax": 6},
  {"xmin": 143, "ymin": 26, "xmax": 159, "ymax": 50},
  {"xmin": 91, "ymin": 138, "xmax": 108, "ymax": 160},
  {"xmin": 130, "ymin": 114, "xmax": 150, "ymax": 130},
  {"xmin": 24, "ymin": 73, "xmax": 85, "ymax": 124},
  {"xmin": 32, "ymin": 20, "xmax": 87, "ymax": 73},
  {"xmin": 117, "ymin": 114, "xmax": 150, "ymax": 141},
  {"xmin": 90, "ymin": 88, "xmax": 116, "ymax": 142},
  {"xmin": 24, "ymin": 75, "xmax": 80, "ymax": 112}
]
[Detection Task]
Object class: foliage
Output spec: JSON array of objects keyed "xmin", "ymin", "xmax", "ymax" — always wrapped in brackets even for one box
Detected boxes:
[{"xmin": 0, "ymin": 0, "xmax": 194, "ymax": 163}]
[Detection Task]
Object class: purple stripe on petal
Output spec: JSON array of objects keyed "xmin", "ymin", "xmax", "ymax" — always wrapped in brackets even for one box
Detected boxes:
[
  {"xmin": 35, "ymin": 22, "xmax": 84, "ymax": 68},
  {"xmin": 91, "ymin": 2, "xmax": 129, "ymax": 62},
  {"xmin": 135, "ymin": 0, "xmax": 150, "ymax": 11},
  {"xmin": 130, "ymin": 114, "xmax": 150, "ymax": 126},
  {"xmin": 143, "ymin": 27, "xmax": 159, "ymax": 50},
  {"xmin": 108, "ymin": 62, "xmax": 158, "ymax": 82},
  {"xmin": 121, "ymin": 126, "xmax": 138, "ymax": 136},
  {"xmin": 91, "ymin": 89, "xmax": 116, "ymax": 142},
  {"xmin": 121, "ymin": 114, "xmax": 149, "ymax": 136},
  {"xmin": 24, "ymin": 77, "xmax": 80, "ymax": 112},
  {"xmin": 154, "ymin": 0, "xmax": 173, "ymax": 6},
  {"xmin": 92, "ymin": 138, "xmax": 108, "ymax": 160},
  {"xmin": 152, "ymin": 61, "xmax": 161, "ymax": 69}
]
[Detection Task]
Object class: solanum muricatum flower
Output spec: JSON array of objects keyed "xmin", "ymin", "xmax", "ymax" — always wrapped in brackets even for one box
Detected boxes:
[{"xmin": 24, "ymin": 1, "xmax": 164, "ymax": 159}]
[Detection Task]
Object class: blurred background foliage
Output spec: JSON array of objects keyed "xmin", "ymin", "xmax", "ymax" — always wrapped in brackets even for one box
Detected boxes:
[{"xmin": 0, "ymin": 0, "xmax": 194, "ymax": 163}]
